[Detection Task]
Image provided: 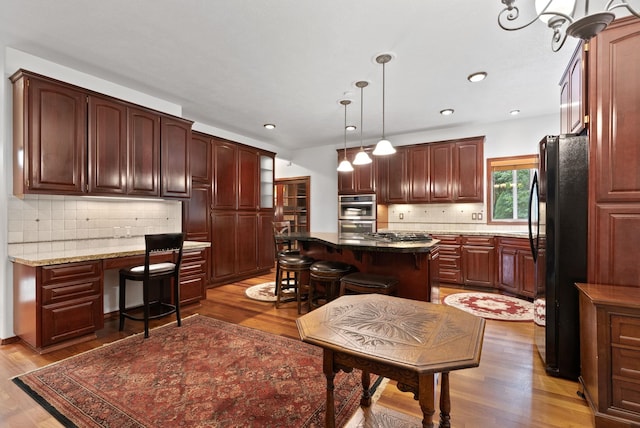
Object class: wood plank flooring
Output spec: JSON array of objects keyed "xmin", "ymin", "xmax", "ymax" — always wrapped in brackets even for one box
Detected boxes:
[{"xmin": 0, "ymin": 270, "xmax": 595, "ymax": 427}]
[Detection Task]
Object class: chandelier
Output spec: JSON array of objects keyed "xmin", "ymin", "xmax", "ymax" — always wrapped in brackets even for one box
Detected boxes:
[{"xmin": 498, "ymin": 0, "xmax": 640, "ymax": 51}]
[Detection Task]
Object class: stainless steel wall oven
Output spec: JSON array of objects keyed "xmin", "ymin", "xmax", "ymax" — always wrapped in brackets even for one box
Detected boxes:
[{"xmin": 338, "ymin": 194, "xmax": 376, "ymax": 236}]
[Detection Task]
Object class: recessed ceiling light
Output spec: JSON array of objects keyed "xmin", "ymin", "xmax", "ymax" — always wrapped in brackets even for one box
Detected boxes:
[
  {"xmin": 509, "ymin": 110, "xmax": 520, "ymax": 116},
  {"xmin": 467, "ymin": 72, "xmax": 487, "ymax": 83},
  {"xmin": 440, "ymin": 109, "xmax": 455, "ymax": 116},
  {"xmin": 263, "ymin": 124, "xmax": 276, "ymax": 130},
  {"xmin": 346, "ymin": 125, "xmax": 357, "ymax": 131}
]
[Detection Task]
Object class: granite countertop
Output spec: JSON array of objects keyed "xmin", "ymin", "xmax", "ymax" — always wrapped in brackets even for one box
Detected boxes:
[
  {"xmin": 382, "ymin": 229, "xmax": 537, "ymax": 239},
  {"xmin": 280, "ymin": 232, "xmax": 440, "ymax": 253},
  {"xmin": 8, "ymin": 238, "xmax": 211, "ymax": 267}
]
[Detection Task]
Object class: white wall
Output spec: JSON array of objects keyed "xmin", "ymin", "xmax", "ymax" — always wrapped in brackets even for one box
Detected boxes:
[{"xmin": 277, "ymin": 113, "xmax": 559, "ymax": 233}]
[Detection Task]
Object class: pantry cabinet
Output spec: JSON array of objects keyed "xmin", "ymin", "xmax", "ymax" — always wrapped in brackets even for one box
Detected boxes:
[{"xmin": 11, "ymin": 69, "xmax": 191, "ymax": 200}]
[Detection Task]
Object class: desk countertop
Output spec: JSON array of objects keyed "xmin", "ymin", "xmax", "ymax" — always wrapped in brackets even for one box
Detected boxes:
[
  {"xmin": 8, "ymin": 238, "xmax": 211, "ymax": 267},
  {"xmin": 280, "ymin": 232, "xmax": 440, "ymax": 254}
]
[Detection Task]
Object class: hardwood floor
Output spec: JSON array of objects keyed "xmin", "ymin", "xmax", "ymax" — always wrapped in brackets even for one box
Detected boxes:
[{"xmin": 0, "ymin": 270, "xmax": 595, "ymax": 427}]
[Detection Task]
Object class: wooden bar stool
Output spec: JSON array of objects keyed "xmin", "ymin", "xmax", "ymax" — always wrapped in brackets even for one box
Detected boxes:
[
  {"xmin": 339, "ymin": 272, "xmax": 399, "ymax": 297},
  {"xmin": 275, "ymin": 254, "xmax": 314, "ymax": 314},
  {"xmin": 307, "ymin": 261, "xmax": 353, "ymax": 312}
]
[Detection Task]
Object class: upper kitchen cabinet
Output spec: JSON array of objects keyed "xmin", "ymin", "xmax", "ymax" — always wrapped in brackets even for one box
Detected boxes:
[
  {"xmin": 454, "ymin": 136, "xmax": 484, "ymax": 202},
  {"xmin": 12, "ymin": 70, "xmax": 87, "ymax": 196},
  {"xmin": 10, "ymin": 69, "xmax": 192, "ymax": 200},
  {"xmin": 161, "ymin": 115, "xmax": 192, "ymax": 199},
  {"xmin": 190, "ymin": 132, "xmax": 213, "ymax": 184},
  {"xmin": 337, "ymin": 147, "xmax": 376, "ymax": 194},
  {"xmin": 238, "ymin": 146, "xmax": 259, "ymax": 210},
  {"xmin": 408, "ymin": 145, "xmax": 431, "ymax": 202},
  {"xmin": 381, "ymin": 147, "xmax": 408, "ymax": 203},
  {"xmin": 429, "ymin": 143, "xmax": 453, "ymax": 202},
  {"xmin": 212, "ymin": 138, "xmax": 237, "ymax": 209},
  {"xmin": 559, "ymin": 42, "xmax": 587, "ymax": 135}
]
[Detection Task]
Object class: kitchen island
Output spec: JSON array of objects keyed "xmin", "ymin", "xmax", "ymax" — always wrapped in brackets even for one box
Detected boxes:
[{"xmin": 281, "ymin": 232, "xmax": 440, "ymax": 302}]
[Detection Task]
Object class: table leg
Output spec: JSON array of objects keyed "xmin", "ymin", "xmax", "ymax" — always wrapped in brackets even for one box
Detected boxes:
[
  {"xmin": 418, "ymin": 373, "xmax": 436, "ymax": 428},
  {"xmin": 360, "ymin": 370, "xmax": 371, "ymax": 406},
  {"xmin": 439, "ymin": 372, "xmax": 451, "ymax": 428},
  {"xmin": 323, "ymin": 350, "xmax": 336, "ymax": 428}
]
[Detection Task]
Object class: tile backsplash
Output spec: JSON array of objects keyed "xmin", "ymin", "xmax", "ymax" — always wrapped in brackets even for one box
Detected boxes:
[{"xmin": 8, "ymin": 195, "xmax": 182, "ymax": 244}]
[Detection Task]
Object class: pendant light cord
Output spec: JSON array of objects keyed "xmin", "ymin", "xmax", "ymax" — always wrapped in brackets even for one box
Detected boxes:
[
  {"xmin": 382, "ymin": 61, "xmax": 386, "ymax": 139},
  {"xmin": 343, "ymin": 103, "xmax": 348, "ymax": 159},
  {"xmin": 360, "ymin": 84, "xmax": 364, "ymax": 150}
]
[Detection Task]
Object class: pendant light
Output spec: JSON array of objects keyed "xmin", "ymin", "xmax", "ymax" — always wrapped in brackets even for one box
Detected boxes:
[
  {"xmin": 337, "ymin": 100, "xmax": 354, "ymax": 172},
  {"xmin": 373, "ymin": 54, "xmax": 396, "ymax": 156},
  {"xmin": 352, "ymin": 81, "xmax": 372, "ymax": 165}
]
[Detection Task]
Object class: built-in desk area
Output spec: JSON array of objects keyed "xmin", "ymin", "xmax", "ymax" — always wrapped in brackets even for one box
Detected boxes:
[{"xmin": 8, "ymin": 239, "xmax": 210, "ymax": 353}]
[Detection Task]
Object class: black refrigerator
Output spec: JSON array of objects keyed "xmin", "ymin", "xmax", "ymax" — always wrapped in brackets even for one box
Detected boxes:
[{"xmin": 530, "ymin": 134, "xmax": 588, "ymax": 381}]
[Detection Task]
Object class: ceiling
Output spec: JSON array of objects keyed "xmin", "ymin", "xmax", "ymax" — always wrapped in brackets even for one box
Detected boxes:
[{"xmin": 1, "ymin": 1, "xmax": 583, "ymax": 152}]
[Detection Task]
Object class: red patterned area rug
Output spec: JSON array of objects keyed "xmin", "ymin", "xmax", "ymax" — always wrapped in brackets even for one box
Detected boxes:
[
  {"xmin": 443, "ymin": 292, "xmax": 534, "ymax": 321},
  {"xmin": 13, "ymin": 315, "xmax": 370, "ymax": 427}
]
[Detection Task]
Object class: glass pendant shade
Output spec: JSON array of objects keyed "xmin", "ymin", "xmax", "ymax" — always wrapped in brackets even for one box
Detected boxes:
[
  {"xmin": 373, "ymin": 138, "xmax": 396, "ymax": 155},
  {"xmin": 337, "ymin": 158, "xmax": 354, "ymax": 172},
  {"xmin": 352, "ymin": 149, "xmax": 372, "ymax": 165}
]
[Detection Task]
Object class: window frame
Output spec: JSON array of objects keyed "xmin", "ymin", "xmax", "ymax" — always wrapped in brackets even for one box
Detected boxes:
[{"xmin": 486, "ymin": 154, "xmax": 539, "ymax": 225}]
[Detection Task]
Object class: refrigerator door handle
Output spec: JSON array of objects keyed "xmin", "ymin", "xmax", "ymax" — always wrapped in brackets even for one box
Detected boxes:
[{"xmin": 528, "ymin": 171, "xmax": 540, "ymax": 263}]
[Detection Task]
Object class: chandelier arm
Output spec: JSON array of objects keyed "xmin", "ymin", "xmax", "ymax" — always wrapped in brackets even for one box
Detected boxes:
[
  {"xmin": 498, "ymin": 1, "xmax": 577, "ymax": 32},
  {"xmin": 551, "ymin": 27, "xmax": 569, "ymax": 52},
  {"xmin": 609, "ymin": 0, "xmax": 640, "ymax": 17}
]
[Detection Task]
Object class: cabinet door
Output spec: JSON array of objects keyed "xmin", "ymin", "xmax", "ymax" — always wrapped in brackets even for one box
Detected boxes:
[
  {"xmin": 257, "ymin": 211, "xmax": 276, "ymax": 270},
  {"xmin": 88, "ymin": 95, "xmax": 127, "ymax": 194},
  {"xmin": 356, "ymin": 151, "xmax": 375, "ymax": 193},
  {"xmin": 560, "ymin": 42, "xmax": 586, "ymax": 134},
  {"xmin": 498, "ymin": 246, "xmax": 518, "ymax": 294},
  {"xmin": 560, "ymin": 72, "xmax": 571, "ymax": 134},
  {"xmin": 161, "ymin": 116, "xmax": 192, "ymax": 198},
  {"xmin": 236, "ymin": 213, "xmax": 258, "ymax": 274},
  {"xmin": 519, "ymin": 251, "xmax": 537, "ymax": 298},
  {"xmin": 454, "ymin": 138, "xmax": 484, "ymax": 202},
  {"xmin": 212, "ymin": 139, "xmax": 237, "ymax": 209},
  {"xmin": 430, "ymin": 143, "xmax": 453, "ymax": 202},
  {"xmin": 386, "ymin": 148, "xmax": 408, "ymax": 203},
  {"xmin": 462, "ymin": 245, "xmax": 495, "ymax": 287},
  {"xmin": 211, "ymin": 211, "xmax": 237, "ymax": 280},
  {"xmin": 337, "ymin": 148, "xmax": 356, "ymax": 194},
  {"xmin": 238, "ymin": 147, "xmax": 259, "ymax": 210},
  {"xmin": 127, "ymin": 107, "xmax": 160, "ymax": 196},
  {"xmin": 190, "ymin": 133, "xmax": 212, "ymax": 184},
  {"xmin": 24, "ymin": 76, "xmax": 87, "ymax": 194},
  {"xmin": 408, "ymin": 145, "xmax": 430, "ymax": 202}
]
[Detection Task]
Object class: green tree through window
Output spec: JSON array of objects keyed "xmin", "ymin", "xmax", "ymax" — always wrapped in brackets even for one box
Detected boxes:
[{"xmin": 487, "ymin": 155, "xmax": 538, "ymax": 224}]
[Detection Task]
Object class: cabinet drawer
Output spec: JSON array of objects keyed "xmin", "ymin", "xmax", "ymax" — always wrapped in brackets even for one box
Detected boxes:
[
  {"xmin": 41, "ymin": 261, "xmax": 102, "ymax": 284},
  {"xmin": 612, "ymin": 379, "xmax": 640, "ymax": 414},
  {"xmin": 439, "ymin": 270, "xmax": 462, "ymax": 284},
  {"xmin": 432, "ymin": 235, "xmax": 461, "ymax": 245},
  {"xmin": 438, "ymin": 245, "xmax": 461, "ymax": 257},
  {"xmin": 41, "ymin": 295, "xmax": 103, "ymax": 347},
  {"xmin": 612, "ymin": 314, "xmax": 640, "ymax": 347},
  {"xmin": 182, "ymin": 249, "xmax": 205, "ymax": 264},
  {"xmin": 180, "ymin": 261, "xmax": 205, "ymax": 278},
  {"xmin": 613, "ymin": 347, "xmax": 640, "ymax": 381},
  {"xmin": 180, "ymin": 275, "xmax": 205, "ymax": 305},
  {"xmin": 439, "ymin": 256, "xmax": 461, "ymax": 269},
  {"xmin": 462, "ymin": 236, "xmax": 495, "ymax": 246},
  {"xmin": 42, "ymin": 278, "xmax": 102, "ymax": 305},
  {"xmin": 497, "ymin": 237, "xmax": 530, "ymax": 249}
]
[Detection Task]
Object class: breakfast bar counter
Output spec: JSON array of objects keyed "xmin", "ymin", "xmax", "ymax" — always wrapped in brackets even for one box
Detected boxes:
[{"xmin": 281, "ymin": 232, "xmax": 440, "ymax": 302}]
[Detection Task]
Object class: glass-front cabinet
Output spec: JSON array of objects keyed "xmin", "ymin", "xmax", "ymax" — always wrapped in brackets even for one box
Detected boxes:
[{"xmin": 260, "ymin": 155, "xmax": 274, "ymax": 209}]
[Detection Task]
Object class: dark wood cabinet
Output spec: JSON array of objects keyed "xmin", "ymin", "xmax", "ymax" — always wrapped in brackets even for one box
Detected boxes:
[
  {"xmin": 560, "ymin": 42, "xmax": 586, "ymax": 135},
  {"xmin": 461, "ymin": 236, "xmax": 495, "ymax": 288},
  {"xmin": 238, "ymin": 147, "xmax": 259, "ymax": 210},
  {"xmin": 11, "ymin": 69, "xmax": 192, "ymax": 200},
  {"xmin": 577, "ymin": 283, "xmax": 640, "ymax": 428},
  {"xmin": 178, "ymin": 248, "xmax": 207, "ymax": 305},
  {"xmin": 190, "ymin": 132, "xmax": 213, "ymax": 183},
  {"xmin": 337, "ymin": 147, "xmax": 375, "ymax": 194},
  {"xmin": 408, "ymin": 145, "xmax": 430, "ymax": 202},
  {"xmin": 454, "ymin": 137, "xmax": 484, "ymax": 202},
  {"xmin": 12, "ymin": 71, "xmax": 87, "ymax": 196},
  {"xmin": 88, "ymin": 95, "xmax": 128, "ymax": 194},
  {"xmin": 161, "ymin": 116, "xmax": 191, "ymax": 198},
  {"xmin": 587, "ymin": 17, "xmax": 640, "ymax": 287},
  {"xmin": 212, "ymin": 138, "xmax": 238, "ymax": 210},
  {"xmin": 275, "ymin": 177, "xmax": 310, "ymax": 232},
  {"xmin": 211, "ymin": 211, "xmax": 237, "ymax": 281},
  {"xmin": 496, "ymin": 237, "xmax": 541, "ymax": 299},
  {"xmin": 384, "ymin": 147, "xmax": 408, "ymax": 203},
  {"xmin": 429, "ymin": 143, "xmax": 453, "ymax": 202},
  {"xmin": 432, "ymin": 234, "xmax": 462, "ymax": 285}
]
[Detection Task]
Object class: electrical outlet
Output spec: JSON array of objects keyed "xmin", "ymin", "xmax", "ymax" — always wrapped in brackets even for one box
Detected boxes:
[
  {"xmin": 471, "ymin": 213, "xmax": 477, "ymax": 220},
  {"xmin": 477, "ymin": 212, "xmax": 483, "ymax": 221},
  {"xmin": 399, "ymin": 213, "xmax": 404, "ymax": 220}
]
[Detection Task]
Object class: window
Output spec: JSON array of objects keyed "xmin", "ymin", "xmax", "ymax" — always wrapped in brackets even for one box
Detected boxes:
[{"xmin": 486, "ymin": 155, "xmax": 538, "ymax": 224}]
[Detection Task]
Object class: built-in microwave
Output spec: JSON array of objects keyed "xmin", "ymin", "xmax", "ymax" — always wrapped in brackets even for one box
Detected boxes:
[{"xmin": 338, "ymin": 194, "xmax": 376, "ymax": 220}]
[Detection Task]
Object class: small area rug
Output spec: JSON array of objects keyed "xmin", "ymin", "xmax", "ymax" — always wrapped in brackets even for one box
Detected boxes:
[
  {"xmin": 244, "ymin": 282, "xmax": 278, "ymax": 302},
  {"xmin": 13, "ymin": 315, "xmax": 370, "ymax": 427},
  {"xmin": 443, "ymin": 292, "xmax": 534, "ymax": 321}
]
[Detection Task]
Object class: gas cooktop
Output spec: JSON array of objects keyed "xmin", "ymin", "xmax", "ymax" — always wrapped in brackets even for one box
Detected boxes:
[{"xmin": 364, "ymin": 232, "xmax": 433, "ymax": 242}]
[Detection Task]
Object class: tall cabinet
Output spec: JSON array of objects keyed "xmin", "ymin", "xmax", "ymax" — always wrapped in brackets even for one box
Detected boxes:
[
  {"xmin": 183, "ymin": 133, "xmax": 275, "ymax": 287},
  {"xmin": 568, "ymin": 17, "xmax": 640, "ymax": 428},
  {"xmin": 275, "ymin": 177, "xmax": 310, "ymax": 232}
]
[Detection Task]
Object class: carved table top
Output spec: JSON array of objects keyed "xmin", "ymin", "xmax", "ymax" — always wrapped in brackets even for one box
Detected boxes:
[{"xmin": 297, "ymin": 294, "xmax": 485, "ymax": 373}]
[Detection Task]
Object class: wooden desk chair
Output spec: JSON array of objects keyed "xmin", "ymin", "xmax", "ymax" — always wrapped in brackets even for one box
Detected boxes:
[{"xmin": 119, "ymin": 233, "xmax": 185, "ymax": 338}]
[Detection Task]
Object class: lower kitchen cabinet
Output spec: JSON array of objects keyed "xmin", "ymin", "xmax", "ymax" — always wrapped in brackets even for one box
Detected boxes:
[
  {"xmin": 577, "ymin": 283, "xmax": 640, "ymax": 427},
  {"xmin": 179, "ymin": 248, "xmax": 207, "ymax": 305},
  {"xmin": 497, "ymin": 237, "xmax": 544, "ymax": 299},
  {"xmin": 13, "ymin": 260, "xmax": 104, "ymax": 352},
  {"xmin": 461, "ymin": 236, "xmax": 496, "ymax": 288},
  {"xmin": 432, "ymin": 235, "xmax": 462, "ymax": 285}
]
